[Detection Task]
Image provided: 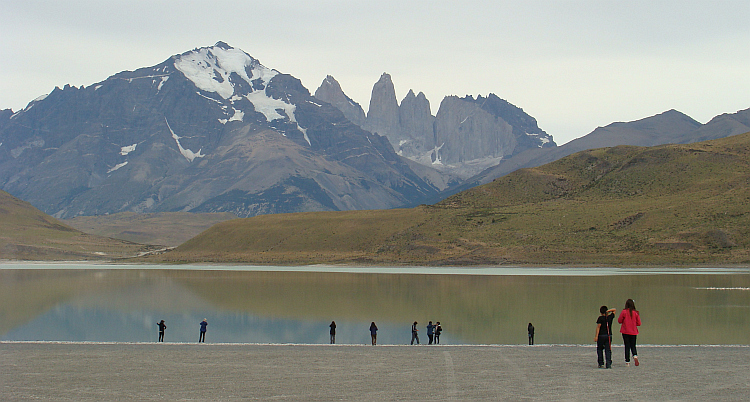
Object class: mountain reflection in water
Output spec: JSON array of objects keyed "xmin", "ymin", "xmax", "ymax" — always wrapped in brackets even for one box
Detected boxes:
[{"xmin": 1, "ymin": 267, "xmax": 748, "ymax": 345}]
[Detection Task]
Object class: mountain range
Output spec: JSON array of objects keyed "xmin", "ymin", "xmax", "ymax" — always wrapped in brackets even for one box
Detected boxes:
[
  {"xmin": 0, "ymin": 43, "xmax": 439, "ymax": 219},
  {"xmin": 2, "ymin": 41, "xmax": 750, "ymax": 224}
]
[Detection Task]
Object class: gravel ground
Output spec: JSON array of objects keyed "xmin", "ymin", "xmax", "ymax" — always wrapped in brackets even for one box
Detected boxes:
[{"xmin": 2, "ymin": 343, "xmax": 749, "ymax": 400}]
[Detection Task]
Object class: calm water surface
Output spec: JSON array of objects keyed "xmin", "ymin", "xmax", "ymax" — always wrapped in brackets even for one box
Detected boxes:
[{"xmin": 1, "ymin": 263, "xmax": 749, "ymax": 345}]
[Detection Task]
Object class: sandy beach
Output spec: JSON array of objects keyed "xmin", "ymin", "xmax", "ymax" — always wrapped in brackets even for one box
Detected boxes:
[{"xmin": 2, "ymin": 343, "xmax": 749, "ymax": 400}]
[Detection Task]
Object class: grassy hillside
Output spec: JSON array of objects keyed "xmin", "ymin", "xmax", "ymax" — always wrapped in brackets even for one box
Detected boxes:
[
  {"xmin": 65, "ymin": 212, "xmax": 235, "ymax": 247},
  {"xmin": 151, "ymin": 132, "xmax": 750, "ymax": 266},
  {"xmin": 0, "ymin": 191, "xmax": 159, "ymax": 260}
]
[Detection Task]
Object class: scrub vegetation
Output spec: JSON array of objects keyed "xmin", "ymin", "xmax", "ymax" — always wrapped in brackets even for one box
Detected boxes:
[
  {"xmin": 153, "ymin": 132, "xmax": 750, "ymax": 266},
  {"xmin": 0, "ymin": 191, "xmax": 161, "ymax": 260},
  {"xmin": 65, "ymin": 212, "xmax": 235, "ymax": 247}
]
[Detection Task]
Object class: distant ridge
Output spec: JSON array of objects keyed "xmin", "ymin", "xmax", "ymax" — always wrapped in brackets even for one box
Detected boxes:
[
  {"xmin": 151, "ymin": 131, "xmax": 750, "ymax": 266},
  {"xmin": 436, "ymin": 107, "xmax": 750, "ymax": 201}
]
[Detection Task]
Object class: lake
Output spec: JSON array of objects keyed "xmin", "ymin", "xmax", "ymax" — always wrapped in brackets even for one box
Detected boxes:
[{"xmin": 1, "ymin": 263, "xmax": 749, "ymax": 345}]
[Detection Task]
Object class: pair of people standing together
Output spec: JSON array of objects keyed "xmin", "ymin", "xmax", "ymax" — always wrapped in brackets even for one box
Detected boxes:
[{"xmin": 596, "ymin": 299, "xmax": 641, "ymax": 368}]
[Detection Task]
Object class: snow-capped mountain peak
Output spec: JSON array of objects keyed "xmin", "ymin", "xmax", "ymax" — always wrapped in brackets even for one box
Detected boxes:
[
  {"xmin": 173, "ymin": 42, "xmax": 308, "ymax": 143},
  {"xmin": 173, "ymin": 42, "xmax": 277, "ymax": 100}
]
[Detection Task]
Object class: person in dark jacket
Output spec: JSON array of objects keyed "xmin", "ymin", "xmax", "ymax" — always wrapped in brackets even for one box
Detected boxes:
[
  {"xmin": 595, "ymin": 306, "xmax": 616, "ymax": 368},
  {"xmin": 427, "ymin": 321, "xmax": 435, "ymax": 345},
  {"xmin": 199, "ymin": 319, "xmax": 208, "ymax": 343},
  {"xmin": 329, "ymin": 321, "xmax": 337, "ymax": 344},
  {"xmin": 435, "ymin": 322, "xmax": 442, "ymax": 344},
  {"xmin": 157, "ymin": 320, "xmax": 166, "ymax": 342},
  {"xmin": 528, "ymin": 323, "xmax": 535, "ymax": 345},
  {"xmin": 369, "ymin": 322, "xmax": 378, "ymax": 345},
  {"xmin": 411, "ymin": 321, "xmax": 420, "ymax": 345}
]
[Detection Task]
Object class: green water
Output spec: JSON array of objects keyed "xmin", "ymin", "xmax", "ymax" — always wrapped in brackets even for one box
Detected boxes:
[{"xmin": 1, "ymin": 264, "xmax": 748, "ymax": 345}]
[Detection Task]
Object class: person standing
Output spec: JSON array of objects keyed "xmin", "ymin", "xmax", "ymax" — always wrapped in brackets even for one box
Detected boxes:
[
  {"xmin": 411, "ymin": 321, "xmax": 420, "ymax": 345},
  {"xmin": 369, "ymin": 322, "xmax": 378, "ymax": 345},
  {"xmin": 528, "ymin": 323, "xmax": 535, "ymax": 345},
  {"xmin": 199, "ymin": 318, "xmax": 208, "ymax": 343},
  {"xmin": 427, "ymin": 321, "xmax": 435, "ymax": 345},
  {"xmin": 157, "ymin": 320, "xmax": 166, "ymax": 342},
  {"xmin": 595, "ymin": 306, "xmax": 616, "ymax": 368},
  {"xmin": 435, "ymin": 322, "xmax": 442, "ymax": 344},
  {"xmin": 618, "ymin": 299, "xmax": 641, "ymax": 367},
  {"xmin": 329, "ymin": 321, "xmax": 337, "ymax": 344}
]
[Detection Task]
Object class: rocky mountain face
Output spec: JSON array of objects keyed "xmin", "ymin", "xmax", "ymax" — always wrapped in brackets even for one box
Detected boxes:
[
  {"xmin": 0, "ymin": 42, "xmax": 440, "ymax": 219},
  {"xmin": 363, "ymin": 73, "xmax": 402, "ymax": 140},
  {"xmin": 313, "ymin": 75, "xmax": 366, "ymax": 126},
  {"xmin": 316, "ymin": 73, "xmax": 555, "ymax": 178}
]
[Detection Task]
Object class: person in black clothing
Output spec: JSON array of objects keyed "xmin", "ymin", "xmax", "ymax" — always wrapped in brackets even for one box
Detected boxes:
[
  {"xmin": 595, "ymin": 306, "xmax": 616, "ymax": 368},
  {"xmin": 369, "ymin": 322, "xmax": 378, "ymax": 345},
  {"xmin": 157, "ymin": 320, "xmax": 166, "ymax": 342},
  {"xmin": 329, "ymin": 321, "xmax": 336, "ymax": 344},
  {"xmin": 528, "ymin": 323, "xmax": 535, "ymax": 345},
  {"xmin": 427, "ymin": 321, "xmax": 435, "ymax": 345},
  {"xmin": 199, "ymin": 319, "xmax": 208, "ymax": 343},
  {"xmin": 411, "ymin": 321, "xmax": 420, "ymax": 345},
  {"xmin": 435, "ymin": 322, "xmax": 442, "ymax": 344}
]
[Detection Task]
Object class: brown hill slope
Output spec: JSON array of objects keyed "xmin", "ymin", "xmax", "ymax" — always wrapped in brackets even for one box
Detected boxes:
[
  {"xmin": 65, "ymin": 212, "xmax": 235, "ymax": 247},
  {"xmin": 153, "ymin": 132, "xmax": 750, "ymax": 266},
  {"xmin": 0, "ymin": 190, "xmax": 158, "ymax": 260}
]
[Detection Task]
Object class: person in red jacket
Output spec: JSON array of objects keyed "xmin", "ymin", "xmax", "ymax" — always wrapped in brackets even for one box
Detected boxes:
[{"xmin": 618, "ymin": 299, "xmax": 641, "ymax": 367}]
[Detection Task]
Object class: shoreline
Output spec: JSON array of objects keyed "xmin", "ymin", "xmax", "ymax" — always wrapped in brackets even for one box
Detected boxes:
[{"xmin": 2, "ymin": 261, "xmax": 750, "ymax": 276}]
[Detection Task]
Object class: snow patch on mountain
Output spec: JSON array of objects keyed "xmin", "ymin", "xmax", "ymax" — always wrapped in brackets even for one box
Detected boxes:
[
  {"xmin": 107, "ymin": 161, "xmax": 128, "ymax": 173},
  {"xmin": 229, "ymin": 108, "xmax": 244, "ymax": 122},
  {"xmin": 157, "ymin": 76, "xmax": 169, "ymax": 92},
  {"xmin": 164, "ymin": 117, "xmax": 204, "ymax": 162},
  {"xmin": 120, "ymin": 144, "xmax": 137, "ymax": 156},
  {"xmin": 195, "ymin": 92, "xmax": 222, "ymax": 105},
  {"xmin": 33, "ymin": 94, "xmax": 49, "ymax": 103}
]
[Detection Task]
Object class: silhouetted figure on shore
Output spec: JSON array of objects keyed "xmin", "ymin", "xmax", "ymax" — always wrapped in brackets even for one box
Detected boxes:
[
  {"xmin": 435, "ymin": 322, "xmax": 442, "ymax": 344},
  {"xmin": 157, "ymin": 320, "xmax": 166, "ymax": 342},
  {"xmin": 528, "ymin": 323, "xmax": 534, "ymax": 345},
  {"xmin": 427, "ymin": 321, "xmax": 435, "ymax": 345},
  {"xmin": 330, "ymin": 321, "xmax": 336, "ymax": 344},
  {"xmin": 370, "ymin": 322, "xmax": 378, "ymax": 345},
  {"xmin": 199, "ymin": 319, "xmax": 208, "ymax": 343},
  {"xmin": 411, "ymin": 321, "xmax": 420, "ymax": 345}
]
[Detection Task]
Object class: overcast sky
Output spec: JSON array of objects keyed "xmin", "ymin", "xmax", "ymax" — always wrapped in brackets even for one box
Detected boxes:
[{"xmin": 2, "ymin": 1, "xmax": 749, "ymax": 144}]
